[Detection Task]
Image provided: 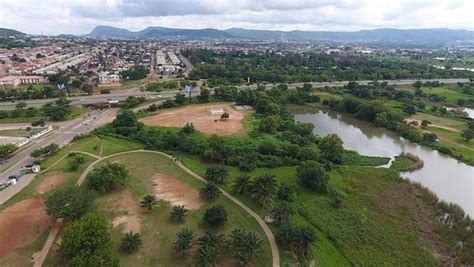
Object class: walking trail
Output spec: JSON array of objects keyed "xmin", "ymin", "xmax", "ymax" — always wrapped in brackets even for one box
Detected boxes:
[{"xmin": 33, "ymin": 149, "xmax": 280, "ymax": 267}]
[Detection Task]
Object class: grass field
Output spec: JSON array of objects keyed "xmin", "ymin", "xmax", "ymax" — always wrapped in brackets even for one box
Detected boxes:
[
  {"xmin": 410, "ymin": 113, "xmax": 466, "ymax": 130},
  {"xmin": 421, "ymin": 86, "xmax": 471, "ymax": 102},
  {"xmin": 173, "ymin": 152, "xmax": 452, "ymax": 266},
  {"xmin": 44, "ymin": 151, "xmax": 273, "ymax": 267},
  {"xmin": 0, "ymin": 129, "xmax": 31, "ymax": 137}
]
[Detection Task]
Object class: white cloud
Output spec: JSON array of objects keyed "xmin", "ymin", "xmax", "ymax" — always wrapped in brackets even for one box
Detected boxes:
[{"xmin": 0, "ymin": 0, "xmax": 473, "ymax": 35}]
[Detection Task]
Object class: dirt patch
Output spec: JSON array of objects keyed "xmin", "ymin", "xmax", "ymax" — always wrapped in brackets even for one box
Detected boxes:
[
  {"xmin": 140, "ymin": 103, "xmax": 249, "ymax": 135},
  {"xmin": 110, "ymin": 190, "xmax": 142, "ymax": 233},
  {"xmin": 36, "ymin": 172, "xmax": 68, "ymax": 193},
  {"xmin": 0, "ymin": 197, "xmax": 51, "ymax": 258},
  {"xmin": 151, "ymin": 173, "xmax": 205, "ymax": 210}
]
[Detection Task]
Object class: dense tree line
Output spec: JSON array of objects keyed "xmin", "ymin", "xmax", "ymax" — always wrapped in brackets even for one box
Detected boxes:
[{"xmin": 181, "ymin": 49, "xmax": 474, "ymax": 85}]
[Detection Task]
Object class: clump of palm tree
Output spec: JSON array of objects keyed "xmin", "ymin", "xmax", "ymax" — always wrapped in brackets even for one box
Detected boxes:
[
  {"xmin": 174, "ymin": 228, "xmax": 194, "ymax": 255},
  {"xmin": 199, "ymin": 182, "xmax": 221, "ymax": 200},
  {"xmin": 121, "ymin": 232, "xmax": 142, "ymax": 253},
  {"xmin": 140, "ymin": 194, "xmax": 157, "ymax": 210},
  {"xmin": 170, "ymin": 205, "xmax": 188, "ymax": 223}
]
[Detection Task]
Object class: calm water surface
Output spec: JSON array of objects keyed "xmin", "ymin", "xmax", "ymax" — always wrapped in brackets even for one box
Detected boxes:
[{"xmin": 295, "ymin": 110, "xmax": 474, "ymax": 217}]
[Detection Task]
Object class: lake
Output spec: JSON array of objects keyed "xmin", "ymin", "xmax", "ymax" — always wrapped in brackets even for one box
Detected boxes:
[{"xmin": 295, "ymin": 110, "xmax": 474, "ymax": 217}]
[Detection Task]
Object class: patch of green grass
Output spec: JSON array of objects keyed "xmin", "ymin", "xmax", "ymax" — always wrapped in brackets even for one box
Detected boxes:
[
  {"xmin": 422, "ymin": 86, "xmax": 471, "ymax": 102},
  {"xmin": 66, "ymin": 106, "xmax": 88, "ymax": 120},
  {"xmin": 411, "ymin": 113, "xmax": 465, "ymax": 129},
  {"xmin": 99, "ymin": 135, "xmax": 143, "ymax": 156},
  {"xmin": 0, "ymin": 129, "xmax": 31, "ymax": 137},
  {"xmin": 173, "ymin": 152, "xmax": 450, "ymax": 266},
  {"xmin": 341, "ymin": 150, "xmax": 390, "ymax": 166},
  {"xmin": 88, "ymin": 152, "xmax": 272, "ymax": 266}
]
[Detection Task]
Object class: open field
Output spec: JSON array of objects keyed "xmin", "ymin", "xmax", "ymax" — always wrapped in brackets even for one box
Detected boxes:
[
  {"xmin": 0, "ymin": 129, "xmax": 31, "ymax": 137},
  {"xmin": 140, "ymin": 103, "xmax": 250, "ymax": 136},
  {"xmin": 0, "ymin": 153, "xmax": 95, "ymax": 266},
  {"xmin": 421, "ymin": 86, "xmax": 471, "ymax": 102},
  {"xmin": 44, "ymin": 151, "xmax": 272, "ymax": 266},
  {"xmin": 173, "ymin": 152, "xmax": 454, "ymax": 266},
  {"xmin": 409, "ymin": 113, "xmax": 466, "ymax": 130}
]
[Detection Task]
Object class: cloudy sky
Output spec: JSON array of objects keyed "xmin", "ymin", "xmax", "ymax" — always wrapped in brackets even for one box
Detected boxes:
[{"xmin": 1, "ymin": 0, "xmax": 473, "ymax": 35}]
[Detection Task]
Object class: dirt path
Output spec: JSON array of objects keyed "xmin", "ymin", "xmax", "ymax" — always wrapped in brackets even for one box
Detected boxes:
[{"xmin": 35, "ymin": 149, "xmax": 280, "ymax": 267}]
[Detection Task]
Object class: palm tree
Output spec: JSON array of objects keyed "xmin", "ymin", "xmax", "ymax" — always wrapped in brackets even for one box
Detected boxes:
[
  {"xmin": 250, "ymin": 174, "xmax": 278, "ymax": 208},
  {"xmin": 121, "ymin": 231, "xmax": 142, "ymax": 253},
  {"xmin": 271, "ymin": 203, "xmax": 294, "ymax": 226},
  {"xmin": 232, "ymin": 175, "xmax": 251, "ymax": 195},
  {"xmin": 230, "ymin": 228, "xmax": 263, "ymax": 266},
  {"xmin": 197, "ymin": 244, "xmax": 218, "ymax": 267},
  {"xmin": 199, "ymin": 182, "xmax": 221, "ymax": 200},
  {"xmin": 198, "ymin": 230, "xmax": 226, "ymax": 247},
  {"xmin": 293, "ymin": 226, "xmax": 317, "ymax": 261},
  {"xmin": 174, "ymin": 228, "xmax": 194, "ymax": 255},
  {"xmin": 170, "ymin": 205, "xmax": 188, "ymax": 222},
  {"xmin": 140, "ymin": 194, "xmax": 157, "ymax": 210}
]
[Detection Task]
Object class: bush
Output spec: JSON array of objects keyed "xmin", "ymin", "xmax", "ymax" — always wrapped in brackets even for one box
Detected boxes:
[
  {"xmin": 203, "ymin": 205, "xmax": 228, "ymax": 227},
  {"xmin": 296, "ymin": 161, "xmax": 330, "ymax": 193},
  {"xmin": 86, "ymin": 163, "xmax": 129, "ymax": 192}
]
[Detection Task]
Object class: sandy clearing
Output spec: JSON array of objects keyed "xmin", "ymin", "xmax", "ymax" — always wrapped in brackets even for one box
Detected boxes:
[
  {"xmin": 151, "ymin": 173, "xmax": 205, "ymax": 210},
  {"xmin": 36, "ymin": 173, "xmax": 68, "ymax": 194},
  {"xmin": 140, "ymin": 103, "xmax": 249, "ymax": 135},
  {"xmin": 110, "ymin": 190, "xmax": 142, "ymax": 233},
  {"xmin": 0, "ymin": 197, "xmax": 51, "ymax": 258}
]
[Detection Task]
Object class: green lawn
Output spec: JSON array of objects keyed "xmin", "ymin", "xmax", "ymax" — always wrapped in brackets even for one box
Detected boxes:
[
  {"xmin": 0, "ymin": 129, "xmax": 31, "ymax": 137},
  {"xmin": 421, "ymin": 86, "xmax": 471, "ymax": 102},
  {"xmin": 411, "ymin": 113, "xmax": 466, "ymax": 129},
  {"xmin": 47, "ymin": 152, "xmax": 272, "ymax": 267},
  {"xmin": 173, "ymin": 152, "xmax": 450, "ymax": 266}
]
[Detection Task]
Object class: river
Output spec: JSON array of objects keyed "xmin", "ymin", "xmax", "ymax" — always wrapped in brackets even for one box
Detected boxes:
[{"xmin": 295, "ymin": 110, "xmax": 474, "ymax": 217}]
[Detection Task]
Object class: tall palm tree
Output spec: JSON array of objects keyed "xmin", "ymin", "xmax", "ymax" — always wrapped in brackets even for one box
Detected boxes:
[
  {"xmin": 199, "ymin": 182, "xmax": 221, "ymax": 200},
  {"xmin": 230, "ymin": 228, "xmax": 263, "ymax": 266},
  {"xmin": 232, "ymin": 175, "xmax": 251, "ymax": 195},
  {"xmin": 271, "ymin": 203, "xmax": 294, "ymax": 226},
  {"xmin": 121, "ymin": 231, "xmax": 142, "ymax": 253},
  {"xmin": 170, "ymin": 205, "xmax": 188, "ymax": 222},
  {"xmin": 250, "ymin": 174, "xmax": 278, "ymax": 208},
  {"xmin": 140, "ymin": 194, "xmax": 157, "ymax": 210},
  {"xmin": 174, "ymin": 228, "xmax": 194, "ymax": 255}
]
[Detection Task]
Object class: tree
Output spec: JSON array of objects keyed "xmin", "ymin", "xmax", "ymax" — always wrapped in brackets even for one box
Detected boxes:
[
  {"xmin": 403, "ymin": 104, "xmax": 417, "ymax": 115},
  {"xmin": 259, "ymin": 115, "xmax": 281, "ymax": 133},
  {"xmin": 319, "ymin": 134, "xmax": 344, "ymax": 163},
  {"xmin": 297, "ymin": 161, "xmax": 330, "ymax": 193},
  {"xmin": 271, "ymin": 203, "xmax": 294, "ymax": 226},
  {"xmin": 112, "ymin": 110, "xmax": 143, "ymax": 136},
  {"xmin": 421, "ymin": 120, "xmax": 431, "ymax": 128},
  {"xmin": 202, "ymin": 205, "xmax": 228, "ymax": 227},
  {"xmin": 230, "ymin": 229, "xmax": 263, "ymax": 266},
  {"xmin": 413, "ymin": 80, "xmax": 423, "ymax": 90},
  {"xmin": 15, "ymin": 101, "xmax": 27, "ymax": 110},
  {"xmin": 86, "ymin": 163, "xmax": 129, "ymax": 192},
  {"xmin": 199, "ymin": 182, "xmax": 221, "ymax": 200},
  {"xmin": 170, "ymin": 205, "xmax": 188, "ymax": 222},
  {"xmin": 205, "ymin": 166, "xmax": 229, "ymax": 184},
  {"xmin": 31, "ymin": 119, "xmax": 45, "ymax": 127},
  {"xmin": 175, "ymin": 93, "xmax": 187, "ymax": 104},
  {"xmin": 61, "ymin": 213, "xmax": 118, "ymax": 266},
  {"xmin": 293, "ymin": 226, "xmax": 317, "ymax": 261},
  {"xmin": 220, "ymin": 112, "xmax": 230, "ymax": 120},
  {"xmin": 182, "ymin": 122, "xmax": 195, "ymax": 133},
  {"xmin": 45, "ymin": 186, "xmax": 95, "ymax": 220},
  {"xmin": 31, "ymin": 143, "xmax": 59, "ymax": 158},
  {"xmin": 121, "ymin": 232, "xmax": 142, "ymax": 253},
  {"xmin": 197, "ymin": 244, "xmax": 219, "ymax": 266},
  {"xmin": 197, "ymin": 230, "xmax": 225, "ymax": 265},
  {"xmin": 461, "ymin": 121, "xmax": 474, "ymax": 142},
  {"xmin": 250, "ymin": 174, "xmax": 278, "ymax": 208},
  {"xmin": 0, "ymin": 144, "xmax": 17, "ymax": 158},
  {"xmin": 277, "ymin": 182, "xmax": 294, "ymax": 201},
  {"xmin": 140, "ymin": 194, "xmax": 157, "ymax": 211},
  {"xmin": 232, "ymin": 175, "xmax": 251, "ymax": 195},
  {"xmin": 198, "ymin": 88, "xmax": 211, "ymax": 103},
  {"xmin": 422, "ymin": 133, "xmax": 438, "ymax": 143},
  {"xmin": 174, "ymin": 228, "xmax": 194, "ymax": 255},
  {"xmin": 68, "ymin": 154, "xmax": 87, "ymax": 171}
]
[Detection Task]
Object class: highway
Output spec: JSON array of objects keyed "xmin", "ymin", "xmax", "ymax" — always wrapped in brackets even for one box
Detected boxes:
[
  {"xmin": 0, "ymin": 78, "xmax": 469, "ymax": 110},
  {"xmin": 0, "ymin": 108, "xmax": 118, "ymax": 205}
]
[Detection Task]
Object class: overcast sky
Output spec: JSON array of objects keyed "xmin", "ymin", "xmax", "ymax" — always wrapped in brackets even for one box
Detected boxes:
[{"xmin": 1, "ymin": 0, "xmax": 473, "ymax": 35}]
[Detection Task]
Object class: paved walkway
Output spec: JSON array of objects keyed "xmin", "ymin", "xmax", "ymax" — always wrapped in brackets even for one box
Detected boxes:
[{"xmin": 33, "ymin": 149, "xmax": 280, "ymax": 267}]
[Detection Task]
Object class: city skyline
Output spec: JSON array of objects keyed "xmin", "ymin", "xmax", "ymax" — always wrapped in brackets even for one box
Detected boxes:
[{"xmin": 1, "ymin": 0, "xmax": 473, "ymax": 35}]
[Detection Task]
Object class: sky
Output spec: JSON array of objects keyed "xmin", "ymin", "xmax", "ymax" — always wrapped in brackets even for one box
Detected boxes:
[{"xmin": 1, "ymin": 0, "xmax": 473, "ymax": 35}]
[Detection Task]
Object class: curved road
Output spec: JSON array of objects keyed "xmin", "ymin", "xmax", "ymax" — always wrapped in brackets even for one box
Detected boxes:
[{"xmin": 35, "ymin": 149, "xmax": 280, "ymax": 267}]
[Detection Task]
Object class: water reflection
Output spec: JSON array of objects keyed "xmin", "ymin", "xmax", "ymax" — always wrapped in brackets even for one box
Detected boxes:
[{"xmin": 295, "ymin": 110, "xmax": 474, "ymax": 217}]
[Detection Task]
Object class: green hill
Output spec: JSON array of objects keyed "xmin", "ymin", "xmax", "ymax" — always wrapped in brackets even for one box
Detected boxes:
[{"xmin": 0, "ymin": 27, "xmax": 25, "ymax": 36}]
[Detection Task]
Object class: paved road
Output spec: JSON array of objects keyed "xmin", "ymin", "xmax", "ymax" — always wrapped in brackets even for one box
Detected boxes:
[
  {"xmin": 34, "ymin": 149, "xmax": 280, "ymax": 267},
  {"xmin": 0, "ymin": 108, "xmax": 118, "ymax": 204},
  {"xmin": 0, "ymin": 78, "xmax": 469, "ymax": 110}
]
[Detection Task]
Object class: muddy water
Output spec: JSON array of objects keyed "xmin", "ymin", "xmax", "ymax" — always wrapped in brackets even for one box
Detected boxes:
[{"xmin": 295, "ymin": 110, "xmax": 474, "ymax": 217}]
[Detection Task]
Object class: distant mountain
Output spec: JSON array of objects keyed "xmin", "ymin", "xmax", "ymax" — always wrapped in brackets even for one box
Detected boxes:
[
  {"xmin": 0, "ymin": 27, "xmax": 25, "ymax": 36},
  {"xmin": 86, "ymin": 25, "xmax": 474, "ymax": 46}
]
